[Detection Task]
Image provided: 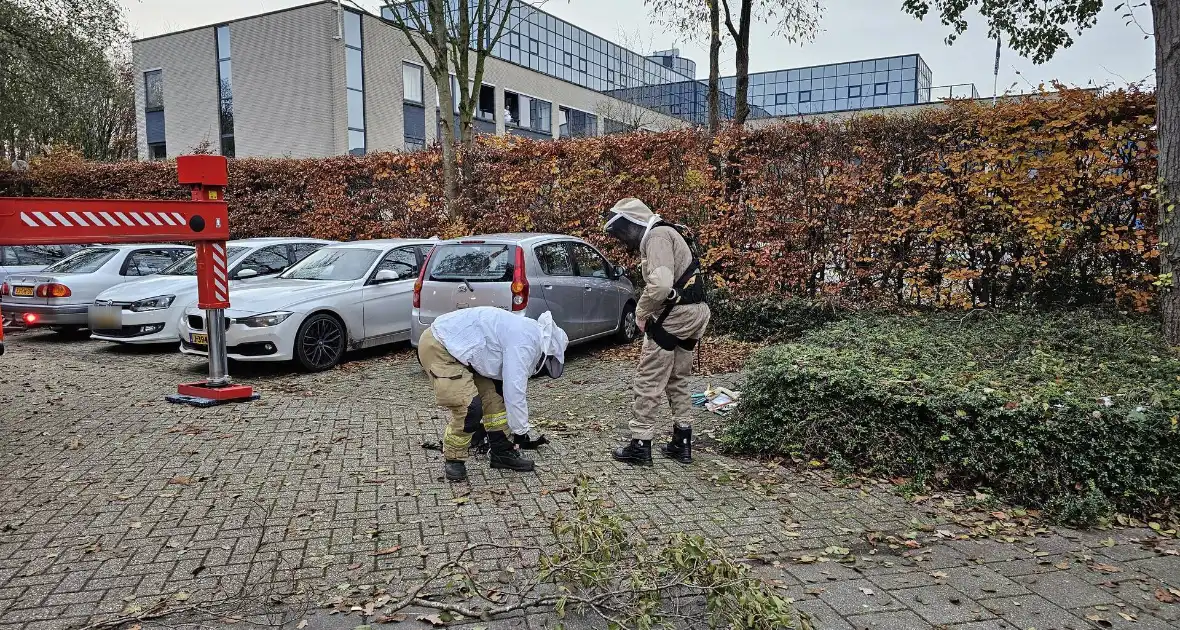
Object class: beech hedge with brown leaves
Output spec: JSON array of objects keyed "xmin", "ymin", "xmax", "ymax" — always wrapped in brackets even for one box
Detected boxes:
[{"xmin": 0, "ymin": 88, "xmax": 1157, "ymax": 311}]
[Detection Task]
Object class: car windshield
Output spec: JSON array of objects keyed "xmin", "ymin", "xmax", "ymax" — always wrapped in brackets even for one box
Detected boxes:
[
  {"xmin": 41, "ymin": 248, "xmax": 118, "ymax": 274},
  {"xmin": 428, "ymin": 244, "xmax": 513, "ymax": 282},
  {"xmin": 159, "ymin": 246, "xmax": 249, "ymax": 276},
  {"xmin": 279, "ymin": 248, "xmax": 379, "ymax": 281}
]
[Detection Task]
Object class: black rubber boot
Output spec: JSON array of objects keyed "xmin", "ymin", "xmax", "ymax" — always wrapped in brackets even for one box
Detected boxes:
[
  {"xmin": 488, "ymin": 432, "xmax": 536, "ymax": 472},
  {"xmin": 612, "ymin": 439, "xmax": 653, "ymax": 466},
  {"xmin": 444, "ymin": 460, "xmax": 467, "ymax": 482},
  {"xmin": 661, "ymin": 425, "xmax": 692, "ymax": 464}
]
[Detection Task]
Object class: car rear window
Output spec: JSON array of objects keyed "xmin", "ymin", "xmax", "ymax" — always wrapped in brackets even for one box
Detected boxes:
[
  {"xmin": 428, "ymin": 244, "xmax": 514, "ymax": 282},
  {"xmin": 42, "ymin": 248, "xmax": 118, "ymax": 274}
]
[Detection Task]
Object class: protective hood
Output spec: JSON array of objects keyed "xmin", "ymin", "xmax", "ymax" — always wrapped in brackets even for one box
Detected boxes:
[
  {"xmin": 603, "ymin": 198, "xmax": 663, "ymax": 252},
  {"xmin": 535, "ymin": 311, "xmax": 569, "ymax": 379}
]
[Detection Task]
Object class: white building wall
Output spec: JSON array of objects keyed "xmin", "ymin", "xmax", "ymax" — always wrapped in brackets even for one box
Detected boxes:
[
  {"xmin": 132, "ymin": 1, "xmax": 684, "ymax": 161},
  {"xmin": 132, "ymin": 28, "xmax": 219, "ymax": 159},
  {"xmin": 232, "ymin": 3, "xmax": 341, "ymax": 158}
]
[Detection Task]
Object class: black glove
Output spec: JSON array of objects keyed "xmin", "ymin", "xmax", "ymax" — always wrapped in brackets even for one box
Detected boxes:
[
  {"xmin": 469, "ymin": 427, "xmax": 489, "ymax": 454},
  {"xmin": 513, "ymin": 433, "xmax": 549, "ymax": 450}
]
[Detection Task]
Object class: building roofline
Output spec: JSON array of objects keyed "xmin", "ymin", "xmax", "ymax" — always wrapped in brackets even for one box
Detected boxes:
[
  {"xmin": 131, "ymin": 0, "xmax": 343, "ymax": 44},
  {"xmin": 722, "ymin": 53, "xmax": 929, "ymax": 81}
]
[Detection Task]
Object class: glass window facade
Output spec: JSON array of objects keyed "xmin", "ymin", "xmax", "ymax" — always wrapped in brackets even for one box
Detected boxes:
[
  {"xmin": 381, "ymin": 3, "xmax": 941, "ymax": 127},
  {"xmin": 344, "ymin": 11, "xmax": 365, "ymax": 156},
  {"xmin": 559, "ymin": 106, "xmax": 596, "ymax": 138},
  {"xmin": 403, "ymin": 62, "xmax": 426, "ymax": 151},
  {"xmin": 720, "ymin": 54, "xmax": 932, "ymax": 116},
  {"xmin": 143, "ymin": 69, "xmax": 166, "ymax": 159},
  {"xmin": 381, "ymin": 2, "xmax": 696, "ymax": 94},
  {"xmin": 402, "ymin": 63, "xmax": 423, "ymax": 103},
  {"xmin": 504, "ymin": 90, "xmax": 551, "ymax": 136},
  {"xmin": 215, "ymin": 24, "xmax": 234, "ymax": 157}
]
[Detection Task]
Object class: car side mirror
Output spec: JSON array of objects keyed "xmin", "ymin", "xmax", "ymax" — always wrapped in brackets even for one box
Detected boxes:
[
  {"xmin": 614, "ymin": 265, "xmax": 626, "ymax": 279},
  {"xmin": 373, "ymin": 269, "xmax": 400, "ymax": 283},
  {"xmin": 236, "ymin": 268, "xmax": 260, "ymax": 279}
]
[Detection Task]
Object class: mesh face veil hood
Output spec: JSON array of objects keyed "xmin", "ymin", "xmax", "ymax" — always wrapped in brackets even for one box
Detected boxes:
[
  {"xmin": 604, "ymin": 198, "xmax": 662, "ymax": 251},
  {"xmin": 535, "ymin": 311, "xmax": 568, "ymax": 379}
]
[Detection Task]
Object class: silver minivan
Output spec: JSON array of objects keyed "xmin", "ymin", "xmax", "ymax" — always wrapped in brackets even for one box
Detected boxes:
[{"xmin": 410, "ymin": 233, "xmax": 639, "ymax": 346}]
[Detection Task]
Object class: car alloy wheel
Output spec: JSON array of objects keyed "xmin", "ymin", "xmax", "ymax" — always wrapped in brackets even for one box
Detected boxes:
[
  {"xmin": 296, "ymin": 314, "xmax": 345, "ymax": 371},
  {"xmin": 616, "ymin": 302, "xmax": 640, "ymax": 344}
]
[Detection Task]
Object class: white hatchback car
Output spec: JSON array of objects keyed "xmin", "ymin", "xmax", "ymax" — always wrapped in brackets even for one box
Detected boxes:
[
  {"xmin": 89, "ymin": 237, "xmax": 334, "ymax": 344},
  {"xmin": 1, "ymin": 245, "xmax": 193, "ymax": 335},
  {"xmin": 179, "ymin": 238, "xmax": 437, "ymax": 371}
]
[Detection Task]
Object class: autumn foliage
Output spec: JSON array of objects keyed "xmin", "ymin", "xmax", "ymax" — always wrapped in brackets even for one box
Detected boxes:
[{"xmin": 0, "ymin": 88, "xmax": 1157, "ymax": 310}]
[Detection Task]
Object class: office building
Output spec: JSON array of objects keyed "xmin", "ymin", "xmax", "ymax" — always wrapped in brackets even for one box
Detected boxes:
[{"xmin": 131, "ymin": 0, "xmax": 976, "ymax": 160}]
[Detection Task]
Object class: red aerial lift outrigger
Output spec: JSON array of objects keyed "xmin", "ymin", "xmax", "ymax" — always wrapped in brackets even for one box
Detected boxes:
[{"xmin": 0, "ymin": 155, "xmax": 255, "ymax": 405}]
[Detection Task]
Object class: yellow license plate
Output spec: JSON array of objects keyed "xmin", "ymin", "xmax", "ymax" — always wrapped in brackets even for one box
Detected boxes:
[
  {"xmin": 13, "ymin": 286, "xmax": 34, "ymax": 297},
  {"xmin": 191, "ymin": 333, "xmax": 208, "ymax": 346}
]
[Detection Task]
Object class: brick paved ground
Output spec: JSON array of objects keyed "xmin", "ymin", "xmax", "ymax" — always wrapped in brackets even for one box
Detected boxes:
[{"xmin": 0, "ymin": 329, "xmax": 1177, "ymax": 630}]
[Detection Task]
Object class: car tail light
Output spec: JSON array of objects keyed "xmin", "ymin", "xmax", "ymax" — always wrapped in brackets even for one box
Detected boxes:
[
  {"xmin": 35, "ymin": 283, "xmax": 72, "ymax": 298},
  {"xmin": 23, "ymin": 313, "xmax": 39, "ymax": 325},
  {"xmin": 0, "ymin": 282, "xmax": 8, "ymax": 297},
  {"xmin": 413, "ymin": 247, "xmax": 435, "ymax": 309},
  {"xmin": 511, "ymin": 246, "xmax": 528, "ymax": 311}
]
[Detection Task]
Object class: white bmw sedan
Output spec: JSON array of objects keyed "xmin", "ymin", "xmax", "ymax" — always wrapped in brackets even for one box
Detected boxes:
[
  {"xmin": 89, "ymin": 237, "xmax": 334, "ymax": 344},
  {"xmin": 1, "ymin": 244, "xmax": 193, "ymax": 335},
  {"xmin": 179, "ymin": 238, "xmax": 437, "ymax": 371}
]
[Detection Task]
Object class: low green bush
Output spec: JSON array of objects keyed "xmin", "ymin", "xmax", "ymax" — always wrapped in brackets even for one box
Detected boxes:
[
  {"xmin": 708, "ymin": 290, "xmax": 842, "ymax": 343},
  {"xmin": 723, "ymin": 310, "xmax": 1180, "ymax": 522}
]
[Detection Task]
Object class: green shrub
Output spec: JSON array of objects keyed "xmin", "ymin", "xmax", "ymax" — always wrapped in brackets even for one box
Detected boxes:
[
  {"xmin": 723, "ymin": 310, "xmax": 1180, "ymax": 522},
  {"xmin": 708, "ymin": 291, "xmax": 842, "ymax": 343}
]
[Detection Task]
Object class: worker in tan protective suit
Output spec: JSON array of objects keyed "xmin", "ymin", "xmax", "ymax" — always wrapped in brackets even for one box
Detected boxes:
[{"xmin": 603, "ymin": 198, "xmax": 711, "ymax": 466}]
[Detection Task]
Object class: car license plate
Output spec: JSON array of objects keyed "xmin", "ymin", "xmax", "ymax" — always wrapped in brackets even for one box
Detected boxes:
[
  {"xmin": 91, "ymin": 304, "xmax": 121, "ymax": 329},
  {"xmin": 13, "ymin": 286, "xmax": 33, "ymax": 297},
  {"xmin": 191, "ymin": 333, "xmax": 208, "ymax": 346}
]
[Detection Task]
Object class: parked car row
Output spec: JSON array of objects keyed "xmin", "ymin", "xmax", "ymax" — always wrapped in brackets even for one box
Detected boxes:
[{"xmin": 0, "ymin": 233, "xmax": 639, "ymax": 372}]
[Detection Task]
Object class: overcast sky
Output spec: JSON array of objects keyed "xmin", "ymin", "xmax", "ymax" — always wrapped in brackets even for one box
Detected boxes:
[{"xmin": 120, "ymin": 0, "xmax": 1156, "ymax": 97}]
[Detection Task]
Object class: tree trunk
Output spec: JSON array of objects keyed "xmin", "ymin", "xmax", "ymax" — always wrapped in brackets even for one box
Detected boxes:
[
  {"xmin": 707, "ymin": 0, "xmax": 721, "ymax": 134},
  {"xmin": 1156, "ymin": 0, "xmax": 1180, "ymax": 344},
  {"xmin": 427, "ymin": 0, "xmax": 459, "ymax": 219},
  {"xmin": 436, "ymin": 69, "xmax": 460, "ymax": 219},
  {"xmin": 732, "ymin": 0, "xmax": 752, "ymax": 126}
]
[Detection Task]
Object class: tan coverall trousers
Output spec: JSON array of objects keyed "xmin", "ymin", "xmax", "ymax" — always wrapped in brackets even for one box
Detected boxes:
[
  {"xmin": 418, "ymin": 328, "xmax": 508, "ymax": 461},
  {"xmin": 629, "ymin": 303, "xmax": 712, "ymax": 441}
]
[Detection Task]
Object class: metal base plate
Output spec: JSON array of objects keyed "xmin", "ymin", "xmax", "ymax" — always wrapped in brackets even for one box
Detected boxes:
[
  {"xmin": 171, "ymin": 381, "xmax": 258, "ymax": 407},
  {"xmin": 166, "ymin": 392, "xmax": 260, "ymax": 408}
]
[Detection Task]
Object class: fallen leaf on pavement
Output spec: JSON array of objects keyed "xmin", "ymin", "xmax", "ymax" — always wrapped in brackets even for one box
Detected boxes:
[
  {"xmin": 1156, "ymin": 588, "xmax": 1177, "ymax": 604},
  {"xmin": 297, "ymin": 621, "xmax": 308, "ymax": 629},
  {"xmin": 169, "ymin": 476, "xmax": 192, "ymax": 485},
  {"xmin": 417, "ymin": 614, "xmax": 448, "ymax": 626},
  {"xmin": 374, "ymin": 614, "xmax": 408, "ymax": 623},
  {"xmin": 859, "ymin": 587, "xmax": 874, "ymax": 595},
  {"xmin": 1085, "ymin": 614, "xmax": 1112, "ymax": 628},
  {"xmin": 373, "ymin": 545, "xmax": 401, "ymax": 556},
  {"xmin": 173, "ymin": 591, "xmax": 190, "ymax": 601},
  {"xmin": 1091, "ymin": 563, "xmax": 1123, "ymax": 573}
]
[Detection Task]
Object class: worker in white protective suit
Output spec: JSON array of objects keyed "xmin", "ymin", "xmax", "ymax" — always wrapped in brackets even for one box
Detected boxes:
[{"xmin": 417, "ymin": 307, "xmax": 569, "ymax": 482}]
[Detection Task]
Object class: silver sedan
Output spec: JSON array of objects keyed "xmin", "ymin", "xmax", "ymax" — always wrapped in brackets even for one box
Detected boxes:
[{"xmin": 1, "ymin": 244, "xmax": 192, "ymax": 335}]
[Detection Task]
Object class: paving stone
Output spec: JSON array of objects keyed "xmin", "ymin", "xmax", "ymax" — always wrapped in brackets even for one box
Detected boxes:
[
  {"xmin": 981, "ymin": 595, "xmax": 1090, "ymax": 630},
  {"xmin": 1021, "ymin": 570, "xmax": 1120, "ymax": 609},
  {"xmin": 818, "ymin": 579, "xmax": 907, "ymax": 616},
  {"xmin": 940, "ymin": 565, "xmax": 1031, "ymax": 599},
  {"xmin": 845, "ymin": 610, "xmax": 934, "ymax": 629},
  {"xmin": 889, "ymin": 584, "xmax": 992, "ymax": 625},
  {"xmin": 0, "ymin": 332, "xmax": 1175, "ymax": 630}
]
